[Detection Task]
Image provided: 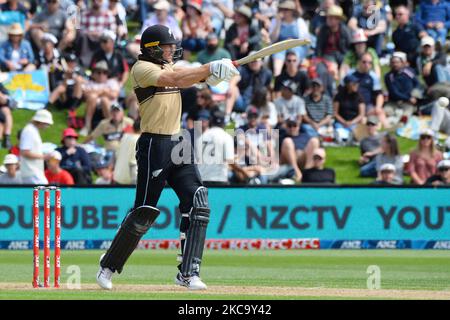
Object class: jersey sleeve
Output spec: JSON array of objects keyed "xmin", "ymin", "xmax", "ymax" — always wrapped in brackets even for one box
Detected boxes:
[{"xmin": 133, "ymin": 62, "xmax": 164, "ymax": 87}]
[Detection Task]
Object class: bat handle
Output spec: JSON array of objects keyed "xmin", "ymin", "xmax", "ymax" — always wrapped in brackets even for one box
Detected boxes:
[{"xmin": 232, "ymin": 60, "xmax": 239, "ymax": 67}]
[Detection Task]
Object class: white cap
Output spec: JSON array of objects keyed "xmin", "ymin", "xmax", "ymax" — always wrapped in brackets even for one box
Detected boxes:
[
  {"xmin": 421, "ymin": 36, "xmax": 435, "ymax": 47},
  {"xmin": 32, "ymin": 109, "xmax": 54, "ymax": 125},
  {"xmin": 392, "ymin": 51, "xmax": 407, "ymax": 62},
  {"xmin": 3, "ymin": 154, "xmax": 18, "ymax": 165},
  {"xmin": 100, "ymin": 29, "xmax": 117, "ymax": 42},
  {"xmin": 437, "ymin": 159, "xmax": 450, "ymax": 169},
  {"xmin": 48, "ymin": 150, "xmax": 62, "ymax": 161},
  {"xmin": 154, "ymin": 0, "xmax": 171, "ymax": 11},
  {"xmin": 420, "ymin": 128, "xmax": 435, "ymax": 137},
  {"xmin": 42, "ymin": 33, "xmax": 58, "ymax": 45},
  {"xmin": 437, "ymin": 97, "xmax": 449, "ymax": 108},
  {"xmin": 380, "ymin": 163, "xmax": 396, "ymax": 172}
]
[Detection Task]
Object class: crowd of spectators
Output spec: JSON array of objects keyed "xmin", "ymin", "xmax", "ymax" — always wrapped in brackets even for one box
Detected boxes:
[{"xmin": 0, "ymin": 0, "xmax": 449, "ymax": 186}]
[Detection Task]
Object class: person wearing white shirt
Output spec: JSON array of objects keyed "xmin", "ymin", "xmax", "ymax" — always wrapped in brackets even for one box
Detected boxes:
[{"xmin": 0, "ymin": 154, "xmax": 22, "ymax": 184}]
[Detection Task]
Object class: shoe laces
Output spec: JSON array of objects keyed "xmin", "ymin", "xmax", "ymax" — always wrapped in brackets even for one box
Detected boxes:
[{"xmin": 100, "ymin": 268, "xmax": 113, "ymax": 280}]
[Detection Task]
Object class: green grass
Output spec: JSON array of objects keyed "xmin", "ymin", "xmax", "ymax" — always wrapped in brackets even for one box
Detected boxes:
[{"xmin": 1, "ymin": 250, "xmax": 449, "ymax": 299}]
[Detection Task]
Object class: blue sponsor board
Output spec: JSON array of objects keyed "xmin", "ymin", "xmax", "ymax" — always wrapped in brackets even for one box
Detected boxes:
[{"xmin": 0, "ymin": 186, "xmax": 449, "ymax": 242}]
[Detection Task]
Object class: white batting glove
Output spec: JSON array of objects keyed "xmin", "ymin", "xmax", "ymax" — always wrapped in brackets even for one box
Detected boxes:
[
  {"xmin": 205, "ymin": 74, "xmax": 222, "ymax": 86},
  {"xmin": 209, "ymin": 58, "xmax": 240, "ymax": 82}
]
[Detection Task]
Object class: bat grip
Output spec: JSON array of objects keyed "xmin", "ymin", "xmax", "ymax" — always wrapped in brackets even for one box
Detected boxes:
[{"xmin": 232, "ymin": 60, "xmax": 239, "ymax": 67}]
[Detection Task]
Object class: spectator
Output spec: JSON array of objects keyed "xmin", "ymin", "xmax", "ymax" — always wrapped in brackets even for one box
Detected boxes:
[
  {"xmin": 225, "ymin": 55, "xmax": 272, "ymax": 116},
  {"xmin": 195, "ymin": 110, "xmax": 234, "ymax": 184},
  {"xmin": 431, "ymin": 97, "xmax": 450, "ymax": 138},
  {"xmin": 408, "ymin": 128, "xmax": 443, "ymax": 185},
  {"xmin": 94, "ymin": 161, "xmax": 114, "ymax": 184},
  {"xmin": 392, "ymin": 5, "xmax": 427, "ymax": 67},
  {"xmin": 333, "ymin": 74, "xmax": 365, "ymax": 144},
  {"xmin": 274, "ymin": 80, "xmax": 306, "ymax": 125},
  {"xmin": 0, "ymin": 153, "xmax": 22, "ymax": 184},
  {"xmin": 30, "ymin": 0, "xmax": 76, "ymax": 51},
  {"xmin": 302, "ymin": 78, "xmax": 334, "ymax": 138},
  {"xmin": 20, "ymin": 109, "xmax": 54, "ymax": 184},
  {"xmin": 80, "ymin": 60, "xmax": 121, "ymax": 135},
  {"xmin": 311, "ymin": 0, "xmax": 336, "ymax": 35},
  {"xmin": 359, "ymin": 115, "xmax": 382, "ymax": 177},
  {"xmin": 224, "ymin": 5, "xmax": 261, "ymax": 61},
  {"xmin": 384, "ymin": 51, "xmax": 420, "ymax": 126},
  {"xmin": 114, "ymin": 119, "xmax": 140, "ymax": 185},
  {"xmin": 247, "ymin": 87, "xmax": 278, "ymax": 128},
  {"xmin": 84, "ymin": 103, "xmax": 134, "ymax": 153},
  {"xmin": 197, "ymin": 32, "xmax": 231, "ymax": 64},
  {"xmin": 426, "ymin": 159, "xmax": 450, "ymax": 185},
  {"xmin": 186, "ymin": 88, "xmax": 218, "ymax": 129},
  {"xmin": 181, "ymin": 0, "xmax": 213, "ymax": 57},
  {"xmin": 0, "ymin": 82, "xmax": 14, "ymax": 149},
  {"xmin": 273, "ymin": 51, "xmax": 310, "ymax": 99},
  {"xmin": 56, "ymin": 128, "xmax": 92, "ymax": 185},
  {"xmin": 0, "ymin": 23, "xmax": 35, "ymax": 72},
  {"xmin": 269, "ymin": 0, "xmax": 311, "ymax": 76},
  {"xmin": 202, "ymin": 0, "xmax": 234, "ymax": 35},
  {"xmin": 36, "ymin": 33, "xmax": 63, "ymax": 91},
  {"xmin": 375, "ymin": 133, "xmax": 404, "ymax": 185},
  {"xmin": 0, "ymin": 0, "xmax": 31, "ymax": 30},
  {"xmin": 340, "ymin": 28, "xmax": 381, "ymax": 80},
  {"xmin": 78, "ymin": 0, "xmax": 117, "ymax": 66},
  {"xmin": 415, "ymin": 0, "xmax": 450, "ymax": 45},
  {"xmin": 90, "ymin": 30, "xmax": 130, "ymax": 89},
  {"xmin": 347, "ymin": 53, "xmax": 386, "ymax": 127},
  {"xmin": 416, "ymin": 36, "xmax": 450, "ymax": 93},
  {"xmin": 140, "ymin": 0, "xmax": 182, "ymax": 40},
  {"xmin": 316, "ymin": 5, "xmax": 352, "ymax": 66},
  {"xmin": 280, "ymin": 117, "xmax": 320, "ymax": 181},
  {"xmin": 45, "ymin": 150, "xmax": 75, "ymax": 185},
  {"xmin": 104, "ymin": 0, "xmax": 128, "ymax": 40},
  {"xmin": 302, "ymin": 148, "xmax": 336, "ymax": 183},
  {"xmin": 372, "ymin": 163, "xmax": 396, "ymax": 185},
  {"xmin": 348, "ymin": 0, "xmax": 387, "ymax": 56}
]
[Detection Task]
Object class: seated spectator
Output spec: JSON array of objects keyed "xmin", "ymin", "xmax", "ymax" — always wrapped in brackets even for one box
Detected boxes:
[
  {"xmin": 90, "ymin": 30, "xmax": 129, "ymax": 90},
  {"xmin": 302, "ymin": 78, "xmax": 334, "ymax": 138},
  {"xmin": 375, "ymin": 133, "xmax": 404, "ymax": 185},
  {"xmin": 392, "ymin": 5, "xmax": 427, "ymax": 68},
  {"xmin": 372, "ymin": 163, "xmax": 397, "ymax": 185},
  {"xmin": 0, "ymin": 82, "xmax": 14, "ymax": 149},
  {"xmin": 80, "ymin": 60, "xmax": 121, "ymax": 135},
  {"xmin": 315, "ymin": 5, "xmax": 352, "ymax": 66},
  {"xmin": 94, "ymin": 161, "xmax": 114, "ymax": 184},
  {"xmin": 202, "ymin": 0, "xmax": 234, "ymax": 35},
  {"xmin": 426, "ymin": 159, "xmax": 450, "ymax": 186},
  {"xmin": 347, "ymin": 53, "xmax": 386, "ymax": 126},
  {"xmin": 273, "ymin": 51, "xmax": 310, "ymax": 99},
  {"xmin": 181, "ymin": 0, "xmax": 213, "ymax": 57},
  {"xmin": 359, "ymin": 115, "xmax": 382, "ymax": 177},
  {"xmin": 45, "ymin": 150, "xmax": 75, "ymax": 185},
  {"xmin": 269, "ymin": 0, "xmax": 310, "ymax": 76},
  {"xmin": 49, "ymin": 53, "xmax": 84, "ymax": 112},
  {"xmin": 84, "ymin": 103, "xmax": 134, "ymax": 153},
  {"xmin": 416, "ymin": 36, "xmax": 450, "ymax": 97},
  {"xmin": 408, "ymin": 128, "xmax": 443, "ymax": 185},
  {"xmin": 195, "ymin": 110, "xmax": 234, "ymax": 184},
  {"xmin": 280, "ymin": 117, "xmax": 320, "ymax": 181},
  {"xmin": 104, "ymin": 0, "xmax": 128, "ymax": 40},
  {"xmin": 274, "ymin": 80, "xmax": 306, "ymax": 125},
  {"xmin": 0, "ymin": 23, "xmax": 35, "ymax": 72},
  {"xmin": 36, "ymin": 33, "xmax": 63, "ymax": 91},
  {"xmin": 431, "ymin": 97, "xmax": 450, "ymax": 141},
  {"xmin": 247, "ymin": 87, "xmax": 278, "ymax": 128},
  {"xmin": 340, "ymin": 28, "xmax": 381, "ymax": 80},
  {"xmin": 20, "ymin": 109, "xmax": 54, "ymax": 184},
  {"xmin": 302, "ymin": 148, "xmax": 336, "ymax": 183},
  {"xmin": 384, "ymin": 52, "xmax": 420, "ymax": 126},
  {"xmin": 333, "ymin": 74, "xmax": 365, "ymax": 144},
  {"xmin": 0, "ymin": 0, "xmax": 31, "ymax": 31},
  {"xmin": 114, "ymin": 119, "xmax": 140, "ymax": 185},
  {"xmin": 415, "ymin": 0, "xmax": 450, "ymax": 45},
  {"xmin": 311, "ymin": 0, "xmax": 336, "ymax": 35},
  {"xmin": 0, "ymin": 153, "xmax": 22, "ymax": 184},
  {"xmin": 197, "ymin": 32, "xmax": 231, "ymax": 64},
  {"xmin": 29, "ymin": 0, "xmax": 76, "ymax": 51},
  {"xmin": 348, "ymin": 0, "xmax": 387, "ymax": 56},
  {"xmin": 56, "ymin": 128, "xmax": 92, "ymax": 185},
  {"xmin": 77, "ymin": 0, "xmax": 117, "ymax": 67},
  {"xmin": 224, "ymin": 5, "xmax": 260, "ymax": 61},
  {"xmin": 225, "ymin": 55, "xmax": 272, "ymax": 116},
  {"xmin": 186, "ymin": 88, "xmax": 218, "ymax": 129}
]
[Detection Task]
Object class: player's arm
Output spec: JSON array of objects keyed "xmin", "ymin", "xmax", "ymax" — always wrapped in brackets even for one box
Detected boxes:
[{"xmin": 157, "ymin": 64, "xmax": 211, "ymax": 88}]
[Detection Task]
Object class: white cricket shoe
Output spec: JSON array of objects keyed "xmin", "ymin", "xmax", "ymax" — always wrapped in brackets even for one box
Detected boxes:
[
  {"xmin": 96, "ymin": 254, "xmax": 113, "ymax": 290},
  {"xmin": 175, "ymin": 272, "xmax": 207, "ymax": 290}
]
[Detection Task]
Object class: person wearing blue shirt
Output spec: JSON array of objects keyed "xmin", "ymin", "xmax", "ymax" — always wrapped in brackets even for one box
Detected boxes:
[
  {"xmin": 415, "ymin": 0, "xmax": 450, "ymax": 45},
  {"xmin": 0, "ymin": 23, "xmax": 35, "ymax": 72}
]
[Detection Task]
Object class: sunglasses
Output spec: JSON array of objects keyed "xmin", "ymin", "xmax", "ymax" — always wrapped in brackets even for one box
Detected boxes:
[
  {"xmin": 286, "ymin": 59, "xmax": 297, "ymax": 63},
  {"xmin": 313, "ymin": 155, "xmax": 324, "ymax": 161},
  {"xmin": 439, "ymin": 167, "xmax": 449, "ymax": 172},
  {"xmin": 94, "ymin": 70, "xmax": 108, "ymax": 74},
  {"xmin": 367, "ymin": 122, "xmax": 377, "ymax": 126},
  {"xmin": 361, "ymin": 60, "xmax": 373, "ymax": 64},
  {"xmin": 47, "ymin": 0, "xmax": 58, "ymax": 3},
  {"xmin": 287, "ymin": 123, "xmax": 298, "ymax": 128},
  {"xmin": 420, "ymin": 135, "xmax": 432, "ymax": 140}
]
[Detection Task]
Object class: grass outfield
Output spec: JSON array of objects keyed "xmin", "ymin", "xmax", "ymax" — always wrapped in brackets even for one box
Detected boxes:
[{"xmin": 0, "ymin": 250, "xmax": 449, "ymax": 300}]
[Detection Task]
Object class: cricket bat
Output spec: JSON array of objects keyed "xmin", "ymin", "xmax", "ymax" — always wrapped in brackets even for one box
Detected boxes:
[{"xmin": 233, "ymin": 39, "xmax": 310, "ymax": 66}]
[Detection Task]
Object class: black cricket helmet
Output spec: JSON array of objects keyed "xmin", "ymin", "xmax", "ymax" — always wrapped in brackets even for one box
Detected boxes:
[{"xmin": 140, "ymin": 25, "xmax": 183, "ymax": 64}]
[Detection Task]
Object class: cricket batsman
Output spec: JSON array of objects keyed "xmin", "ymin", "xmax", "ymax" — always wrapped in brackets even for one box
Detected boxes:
[{"xmin": 96, "ymin": 25, "xmax": 239, "ymax": 290}]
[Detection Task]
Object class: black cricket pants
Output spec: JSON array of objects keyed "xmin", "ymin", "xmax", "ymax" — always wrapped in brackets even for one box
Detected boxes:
[{"xmin": 133, "ymin": 132, "xmax": 204, "ymax": 214}]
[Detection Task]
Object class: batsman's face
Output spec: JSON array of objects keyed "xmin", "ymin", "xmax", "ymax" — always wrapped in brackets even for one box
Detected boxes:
[{"xmin": 160, "ymin": 44, "xmax": 176, "ymax": 63}]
